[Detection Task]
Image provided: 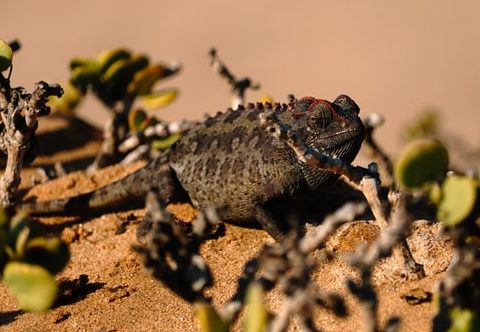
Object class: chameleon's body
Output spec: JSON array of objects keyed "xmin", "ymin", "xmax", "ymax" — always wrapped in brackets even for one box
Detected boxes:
[{"xmin": 23, "ymin": 95, "xmax": 365, "ymax": 240}]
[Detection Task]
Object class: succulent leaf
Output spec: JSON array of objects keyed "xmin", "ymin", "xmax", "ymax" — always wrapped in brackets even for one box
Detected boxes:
[
  {"xmin": 97, "ymin": 48, "xmax": 132, "ymax": 73},
  {"xmin": 70, "ymin": 65, "xmax": 100, "ymax": 88},
  {"xmin": 448, "ymin": 306, "xmax": 480, "ymax": 332},
  {"xmin": 127, "ymin": 63, "xmax": 180, "ymax": 96},
  {"xmin": 0, "ymin": 40, "xmax": 13, "ymax": 72},
  {"xmin": 128, "ymin": 109, "xmax": 148, "ymax": 132},
  {"xmin": 151, "ymin": 133, "xmax": 182, "ymax": 151},
  {"xmin": 437, "ymin": 176, "xmax": 477, "ymax": 226},
  {"xmin": 24, "ymin": 237, "xmax": 69, "ymax": 274},
  {"xmin": 48, "ymin": 81, "xmax": 82, "ymax": 113},
  {"xmin": 7, "ymin": 212, "xmax": 29, "ymax": 248},
  {"xmin": 244, "ymin": 282, "xmax": 268, "ymax": 332},
  {"xmin": 15, "ymin": 227, "xmax": 30, "ymax": 258},
  {"xmin": 69, "ymin": 57, "xmax": 97, "ymax": 70},
  {"xmin": 3, "ymin": 262, "xmax": 58, "ymax": 312},
  {"xmin": 195, "ymin": 302, "xmax": 228, "ymax": 332},
  {"xmin": 395, "ymin": 139, "xmax": 449, "ymax": 189},
  {"xmin": 128, "ymin": 64, "xmax": 167, "ymax": 95},
  {"xmin": 103, "ymin": 55, "xmax": 149, "ymax": 90},
  {"xmin": 140, "ymin": 88, "xmax": 178, "ymax": 110}
]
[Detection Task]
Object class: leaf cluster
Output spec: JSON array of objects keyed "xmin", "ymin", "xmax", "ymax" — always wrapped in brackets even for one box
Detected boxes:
[{"xmin": 0, "ymin": 210, "xmax": 69, "ymax": 312}]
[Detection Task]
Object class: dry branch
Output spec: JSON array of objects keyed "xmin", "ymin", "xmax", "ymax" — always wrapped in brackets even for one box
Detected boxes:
[
  {"xmin": 209, "ymin": 48, "xmax": 260, "ymax": 109},
  {"xmin": 0, "ymin": 78, "xmax": 62, "ymax": 206}
]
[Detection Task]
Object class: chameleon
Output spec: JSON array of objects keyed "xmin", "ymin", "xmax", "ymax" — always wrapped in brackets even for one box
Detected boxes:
[{"xmin": 22, "ymin": 95, "xmax": 365, "ymax": 241}]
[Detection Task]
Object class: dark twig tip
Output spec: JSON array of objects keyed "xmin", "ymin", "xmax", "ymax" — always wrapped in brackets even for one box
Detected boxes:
[{"xmin": 8, "ymin": 40, "xmax": 21, "ymax": 53}]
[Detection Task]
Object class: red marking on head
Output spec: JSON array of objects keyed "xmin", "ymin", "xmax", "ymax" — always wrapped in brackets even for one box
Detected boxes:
[
  {"xmin": 290, "ymin": 97, "xmax": 338, "ymax": 120},
  {"xmin": 313, "ymin": 99, "xmax": 337, "ymax": 115},
  {"xmin": 299, "ymin": 96, "xmax": 316, "ymax": 104}
]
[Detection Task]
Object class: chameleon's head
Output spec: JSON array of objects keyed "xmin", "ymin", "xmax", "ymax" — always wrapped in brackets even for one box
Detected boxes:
[{"xmin": 293, "ymin": 95, "xmax": 365, "ymax": 163}]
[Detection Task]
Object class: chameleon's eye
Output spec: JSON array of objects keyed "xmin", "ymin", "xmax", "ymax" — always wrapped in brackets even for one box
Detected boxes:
[{"xmin": 309, "ymin": 103, "xmax": 333, "ymax": 128}]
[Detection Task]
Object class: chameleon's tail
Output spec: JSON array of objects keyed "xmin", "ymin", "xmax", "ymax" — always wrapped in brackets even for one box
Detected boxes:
[{"xmin": 21, "ymin": 156, "xmax": 172, "ymax": 215}]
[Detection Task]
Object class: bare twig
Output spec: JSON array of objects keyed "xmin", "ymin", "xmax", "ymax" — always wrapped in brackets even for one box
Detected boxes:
[
  {"xmin": 363, "ymin": 113, "xmax": 395, "ymax": 186},
  {"xmin": 219, "ymin": 202, "xmax": 364, "ymax": 326},
  {"xmin": 135, "ymin": 190, "xmax": 220, "ymax": 303},
  {"xmin": 209, "ymin": 48, "xmax": 260, "ymax": 109},
  {"xmin": 88, "ymin": 97, "xmax": 132, "ymax": 172},
  {"xmin": 299, "ymin": 202, "xmax": 366, "ymax": 253},
  {"xmin": 346, "ymin": 193, "xmax": 412, "ymax": 332},
  {"xmin": 0, "ymin": 80, "xmax": 62, "ymax": 206},
  {"xmin": 433, "ymin": 226, "xmax": 480, "ymax": 330},
  {"xmin": 118, "ymin": 119, "xmax": 195, "ymax": 163}
]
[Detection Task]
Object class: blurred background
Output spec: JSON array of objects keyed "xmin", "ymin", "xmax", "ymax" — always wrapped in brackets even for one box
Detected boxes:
[{"xmin": 2, "ymin": 0, "xmax": 480, "ymax": 155}]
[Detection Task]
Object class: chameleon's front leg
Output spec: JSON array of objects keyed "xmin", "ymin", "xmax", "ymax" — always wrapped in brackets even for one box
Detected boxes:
[{"xmin": 254, "ymin": 204, "xmax": 289, "ymax": 242}]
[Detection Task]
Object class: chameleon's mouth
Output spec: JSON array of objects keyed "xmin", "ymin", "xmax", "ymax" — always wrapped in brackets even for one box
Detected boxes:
[{"xmin": 322, "ymin": 132, "xmax": 364, "ymax": 162}]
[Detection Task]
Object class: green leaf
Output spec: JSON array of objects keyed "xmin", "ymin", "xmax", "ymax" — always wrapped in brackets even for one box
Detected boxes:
[
  {"xmin": 128, "ymin": 64, "xmax": 166, "ymax": 95},
  {"xmin": 47, "ymin": 81, "xmax": 82, "ymax": 113},
  {"xmin": 128, "ymin": 109, "xmax": 148, "ymax": 131},
  {"xmin": 69, "ymin": 57, "xmax": 96, "ymax": 70},
  {"xmin": 151, "ymin": 133, "xmax": 182, "ymax": 151},
  {"xmin": 141, "ymin": 89, "xmax": 178, "ymax": 110},
  {"xmin": 395, "ymin": 139, "xmax": 449, "ymax": 189},
  {"xmin": 15, "ymin": 227, "xmax": 30, "ymax": 258},
  {"xmin": 70, "ymin": 65, "xmax": 100, "ymax": 88},
  {"xmin": 244, "ymin": 283, "xmax": 268, "ymax": 332},
  {"xmin": 437, "ymin": 176, "xmax": 477, "ymax": 226},
  {"xmin": 3, "ymin": 262, "xmax": 58, "ymax": 312},
  {"xmin": 8, "ymin": 212, "xmax": 29, "ymax": 248},
  {"xmin": 196, "ymin": 302, "xmax": 229, "ymax": 332},
  {"xmin": 448, "ymin": 306, "xmax": 480, "ymax": 332},
  {"xmin": 0, "ymin": 208, "xmax": 8, "ymax": 228},
  {"xmin": 25, "ymin": 237, "xmax": 70, "ymax": 274},
  {"xmin": 0, "ymin": 209, "xmax": 7, "ymax": 266},
  {"xmin": 96, "ymin": 48, "xmax": 132, "ymax": 73},
  {"xmin": 0, "ymin": 39, "xmax": 13, "ymax": 72},
  {"xmin": 103, "ymin": 54, "xmax": 149, "ymax": 89},
  {"xmin": 127, "ymin": 63, "xmax": 180, "ymax": 96}
]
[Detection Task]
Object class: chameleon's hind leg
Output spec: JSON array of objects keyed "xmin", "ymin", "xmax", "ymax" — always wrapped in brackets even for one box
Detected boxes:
[{"xmin": 136, "ymin": 162, "xmax": 185, "ymax": 243}]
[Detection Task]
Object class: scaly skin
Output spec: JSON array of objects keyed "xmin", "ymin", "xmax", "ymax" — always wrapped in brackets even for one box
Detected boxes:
[{"xmin": 22, "ymin": 95, "xmax": 365, "ymax": 240}]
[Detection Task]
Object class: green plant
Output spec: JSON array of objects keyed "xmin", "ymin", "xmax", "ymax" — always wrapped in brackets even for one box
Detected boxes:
[
  {"xmin": 0, "ymin": 209, "xmax": 69, "ymax": 312},
  {"xmin": 0, "ymin": 40, "xmax": 13, "ymax": 72},
  {"xmin": 48, "ymin": 47, "xmax": 181, "ymax": 170},
  {"xmin": 394, "ymin": 138, "xmax": 480, "ymax": 331}
]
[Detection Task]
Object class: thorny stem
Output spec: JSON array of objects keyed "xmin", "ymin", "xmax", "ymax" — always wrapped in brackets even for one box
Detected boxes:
[
  {"xmin": 299, "ymin": 202, "xmax": 366, "ymax": 253},
  {"xmin": 209, "ymin": 48, "xmax": 260, "ymax": 109},
  {"xmin": 136, "ymin": 191, "xmax": 218, "ymax": 303},
  {"xmin": 88, "ymin": 94, "xmax": 134, "ymax": 171},
  {"xmin": 219, "ymin": 202, "xmax": 364, "ymax": 326},
  {"xmin": 346, "ymin": 193, "xmax": 412, "ymax": 332},
  {"xmin": 363, "ymin": 113, "xmax": 395, "ymax": 186},
  {"xmin": 433, "ymin": 227, "xmax": 480, "ymax": 330},
  {"xmin": 0, "ymin": 79, "xmax": 62, "ymax": 207},
  {"xmin": 118, "ymin": 119, "xmax": 195, "ymax": 164}
]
